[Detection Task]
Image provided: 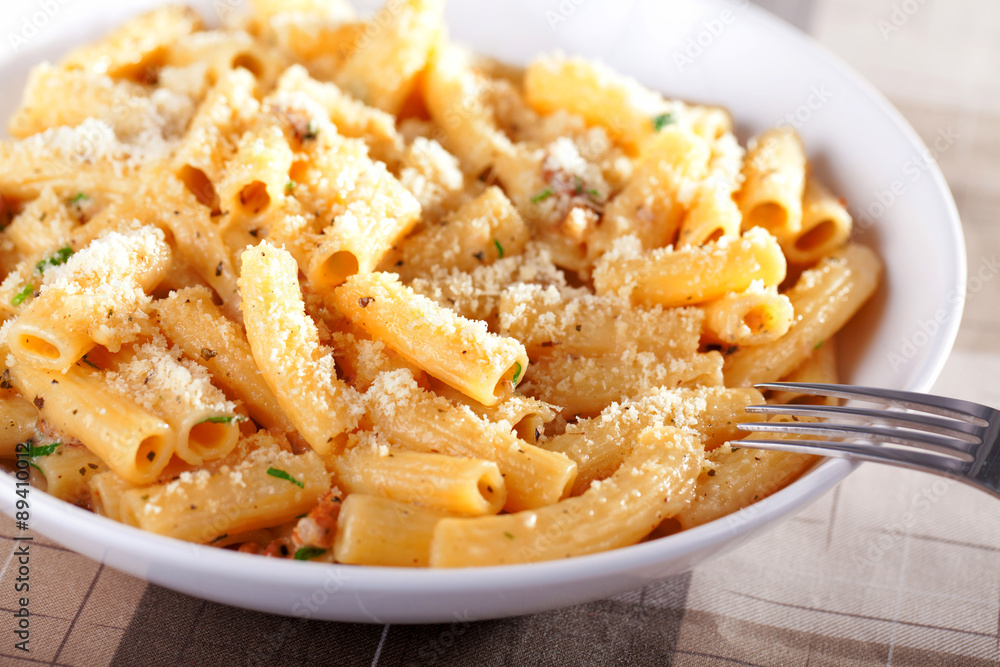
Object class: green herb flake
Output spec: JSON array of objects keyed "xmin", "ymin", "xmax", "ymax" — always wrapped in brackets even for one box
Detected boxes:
[
  {"xmin": 199, "ymin": 415, "xmax": 240, "ymax": 425},
  {"xmin": 503, "ymin": 531, "xmax": 515, "ymax": 540},
  {"xmin": 585, "ymin": 188, "xmax": 601, "ymax": 198},
  {"xmin": 294, "ymin": 546, "xmax": 327, "ymax": 561},
  {"xmin": 28, "ymin": 442, "xmax": 60, "ymax": 458},
  {"xmin": 80, "ymin": 355, "xmax": 99, "ymax": 370},
  {"xmin": 530, "ymin": 187, "xmax": 554, "ymax": 204},
  {"xmin": 493, "ymin": 238, "xmax": 504, "ymax": 258},
  {"xmin": 511, "ymin": 361, "xmax": 523, "ymax": 385},
  {"xmin": 285, "ymin": 181, "xmax": 296, "ymax": 195},
  {"xmin": 652, "ymin": 112, "xmax": 676, "ymax": 131},
  {"xmin": 302, "ymin": 120, "xmax": 319, "ymax": 141},
  {"xmin": 36, "ymin": 246, "xmax": 74, "ymax": 274},
  {"xmin": 267, "ymin": 467, "xmax": 304, "ymax": 488},
  {"xmin": 51, "ymin": 246, "xmax": 73, "ymax": 266},
  {"xmin": 814, "ymin": 340, "xmax": 825, "ymax": 351},
  {"xmin": 29, "ymin": 462, "xmax": 42, "ymax": 473},
  {"xmin": 71, "ymin": 193, "xmax": 89, "ymax": 204},
  {"xmin": 11, "ymin": 284, "xmax": 34, "ymax": 306}
]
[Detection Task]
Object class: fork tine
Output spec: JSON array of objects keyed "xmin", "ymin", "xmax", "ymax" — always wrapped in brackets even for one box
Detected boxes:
[
  {"xmin": 738, "ymin": 438, "xmax": 970, "ymax": 475},
  {"xmin": 736, "ymin": 421, "xmax": 976, "ymax": 461},
  {"xmin": 753, "ymin": 383, "xmax": 991, "ymax": 427},
  {"xmin": 745, "ymin": 404, "xmax": 982, "ymax": 442}
]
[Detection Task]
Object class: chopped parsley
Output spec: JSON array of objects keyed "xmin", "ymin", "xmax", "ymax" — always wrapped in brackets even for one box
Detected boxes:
[
  {"xmin": 285, "ymin": 181, "xmax": 296, "ymax": 195},
  {"xmin": 27, "ymin": 442, "xmax": 60, "ymax": 458},
  {"xmin": 585, "ymin": 188, "xmax": 601, "ymax": 198},
  {"xmin": 503, "ymin": 531, "xmax": 515, "ymax": 540},
  {"xmin": 294, "ymin": 546, "xmax": 326, "ymax": 561},
  {"xmin": 511, "ymin": 361, "xmax": 523, "ymax": 385},
  {"xmin": 267, "ymin": 467, "xmax": 304, "ymax": 488},
  {"xmin": 530, "ymin": 187, "xmax": 554, "ymax": 204},
  {"xmin": 814, "ymin": 340, "xmax": 825, "ymax": 350},
  {"xmin": 652, "ymin": 112, "xmax": 676, "ymax": 131},
  {"xmin": 35, "ymin": 246, "xmax": 74, "ymax": 274},
  {"xmin": 80, "ymin": 354, "xmax": 99, "ymax": 369},
  {"xmin": 302, "ymin": 120, "xmax": 319, "ymax": 141},
  {"xmin": 198, "ymin": 415, "xmax": 240, "ymax": 425},
  {"xmin": 71, "ymin": 193, "xmax": 89, "ymax": 204},
  {"xmin": 11, "ymin": 284, "xmax": 34, "ymax": 306},
  {"xmin": 493, "ymin": 239, "xmax": 504, "ymax": 258}
]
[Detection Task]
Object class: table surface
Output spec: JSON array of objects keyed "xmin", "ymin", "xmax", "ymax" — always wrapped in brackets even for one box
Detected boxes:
[{"xmin": 1, "ymin": 0, "xmax": 999, "ymax": 665}]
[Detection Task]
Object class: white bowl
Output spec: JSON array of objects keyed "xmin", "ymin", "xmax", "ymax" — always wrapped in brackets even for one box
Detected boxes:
[{"xmin": 0, "ymin": 0, "xmax": 965, "ymax": 622}]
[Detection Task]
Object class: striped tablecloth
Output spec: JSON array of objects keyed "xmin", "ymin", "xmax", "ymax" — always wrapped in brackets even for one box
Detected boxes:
[{"xmin": 2, "ymin": 0, "xmax": 999, "ymax": 664}]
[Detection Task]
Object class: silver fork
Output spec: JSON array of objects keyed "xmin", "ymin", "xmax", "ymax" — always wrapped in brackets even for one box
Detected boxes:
[{"xmin": 735, "ymin": 382, "xmax": 1000, "ymax": 499}]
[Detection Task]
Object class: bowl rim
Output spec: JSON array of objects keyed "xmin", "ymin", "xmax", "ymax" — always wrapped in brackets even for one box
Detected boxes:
[{"xmin": 0, "ymin": 0, "xmax": 967, "ymax": 619}]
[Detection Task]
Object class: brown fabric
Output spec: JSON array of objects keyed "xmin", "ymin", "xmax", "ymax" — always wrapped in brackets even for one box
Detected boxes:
[{"xmin": 3, "ymin": 0, "xmax": 1000, "ymax": 664}]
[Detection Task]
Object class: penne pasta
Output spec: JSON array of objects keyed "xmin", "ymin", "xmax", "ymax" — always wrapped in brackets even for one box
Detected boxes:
[
  {"xmin": 7, "ymin": 359, "xmax": 173, "ymax": 485},
  {"xmin": 31, "ymin": 443, "xmax": 107, "ymax": 507},
  {"xmin": 366, "ymin": 371, "xmax": 577, "ymax": 512},
  {"xmin": 0, "ymin": 393, "xmax": 38, "ymax": 458},
  {"xmin": 333, "ymin": 271, "xmax": 528, "ymax": 406},
  {"xmin": 521, "ymin": 348, "xmax": 724, "ymax": 419},
  {"xmin": 738, "ymin": 127, "xmax": 806, "ymax": 236},
  {"xmin": 593, "ymin": 228, "xmax": 786, "ymax": 307},
  {"xmin": 675, "ymin": 417, "xmax": 819, "ymax": 529},
  {"xmin": 120, "ymin": 437, "xmax": 329, "ymax": 543},
  {"xmin": 724, "ymin": 244, "xmax": 881, "ymax": 387},
  {"xmin": 781, "ymin": 177, "xmax": 853, "ymax": 265},
  {"xmin": 6, "ymin": 225, "xmax": 171, "ymax": 370},
  {"xmin": 383, "ymin": 186, "xmax": 530, "ymax": 280},
  {"xmin": 544, "ymin": 386, "xmax": 764, "ymax": 494},
  {"xmin": 153, "ymin": 286, "xmax": 298, "ymax": 436},
  {"xmin": 334, "ymin": 494, "xmax": 449, "ymax": 567},
  {"xmin": 333, "ymin": 439, "xmax": 506, "ymax": 516},
  {"xmin": 334, "ymin": 0, "xmax": 445, "ymax": 115},
  {"xmin": 701, "ymin": 284, "xmax": 794, "ymax": 347},
  {"xmin": 238, "ymin": 242, "xmax": 363, "ymax": 455},
  {"xmin": 430, "ymin": 426, "xmax": 703, "ymax": 566}
]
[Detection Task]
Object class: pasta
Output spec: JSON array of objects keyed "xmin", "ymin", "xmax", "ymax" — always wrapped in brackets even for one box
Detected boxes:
[{"xmin": 0, "ymin": 0, "xmax": 882, "ymax": 567}]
